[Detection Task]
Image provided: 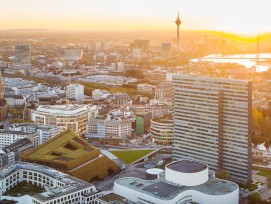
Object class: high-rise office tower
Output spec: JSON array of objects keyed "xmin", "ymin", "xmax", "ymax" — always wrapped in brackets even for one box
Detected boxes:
[
  {"xmin": 161, "ymin": 42, "xmax": 172, "ymax": 59},
  {"xmin": 130, "ymin": 39, "xmax": 150, "ymax": 52},
  {"xmin": 172, "ymin": 75, "xmax": 252, "ymax": 183},
  {"xmin": 15, "ymin": 44, "xmax": 31, "ymax": 65},
  {"xmin": 175, "ymin": 11, "xmax": 181, "ymax": 52}
]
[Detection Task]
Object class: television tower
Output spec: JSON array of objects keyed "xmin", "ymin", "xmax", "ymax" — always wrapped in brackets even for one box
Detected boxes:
[{"xmin": 175, "ymin": 10, "xmax": 182, "ymax": 52}]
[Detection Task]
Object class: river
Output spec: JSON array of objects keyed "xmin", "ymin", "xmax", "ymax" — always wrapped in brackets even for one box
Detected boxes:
[{"xmin": 191, "ymin": 53, "xmax": 271, "ymax": 72}]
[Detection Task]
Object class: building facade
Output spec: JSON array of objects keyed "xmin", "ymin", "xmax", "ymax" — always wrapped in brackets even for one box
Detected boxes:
[
  {"xmin": 0, "ymin": 130, "xmax": 39, "ymax": 150},
  {"xmin": 150, "ymin": 114, "xmax": 173, "ymax": 145},
  {"xmin": 15, "ymin": 44, "xmax": 31, "ymax": 65},
  {"xmin": 154, "ymin": 82, "xmax": 172, "ymax": 100},
  {"xmin": 4, "ymin": 95, "xmax": 25, "ymax": 109},
  {"xmin": 161, "ymin": 42, "xmax": 172, "ymax": 59},
  {"xmin": 86, "ymin": 119, "xmax": 131, "ymax": 140},
  {"xmin": 66, "ymin": 83, "xmax": 84, "ymax": 102},
  {"xmin": 0, "ymin": 162, "xmax": 101, "ymax": 204},
  {"xmin": 97, "ymin": 160, "xmax": 239, "ymax": 204},
  {"xmin": 31, "ymin": 105, "xmax": 97, "ymax": 136},
  {"xmin": 0, "ymin": 73, "xmax": 8, "ymax": 121},
  {"xmin": 172, "ymin": 75, "xmax": 252, "ymax": 183},
  {"xmin": 9, "ymin": 123, "xmax": 60, "ymax": 144}
]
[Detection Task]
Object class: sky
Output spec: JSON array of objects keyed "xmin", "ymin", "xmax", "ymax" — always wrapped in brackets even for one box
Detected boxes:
[{"xmin": 1, "ymin": 0, "xmax": 271, "ymax": 35}]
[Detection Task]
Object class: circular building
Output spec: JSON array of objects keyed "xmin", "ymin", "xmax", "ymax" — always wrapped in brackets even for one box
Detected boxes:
[
  {"xmin": 165, "ymin": 160, "xmax": 208, "ymax": 186},
  {"xmin": 146, "ymin": 168, "xmax": 164, "ymax": 179},
  {"xmin": 150, "ymin": 114, "xmax": 173, "ymax": 145}
]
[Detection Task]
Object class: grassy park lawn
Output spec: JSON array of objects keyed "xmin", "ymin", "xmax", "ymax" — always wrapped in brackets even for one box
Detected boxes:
[
  {"xmin": 3, "ymin": 181, "xmax": 45, "ymax": 196},
  {"xmin": 110, "ymin": 149, "xmax": 154, "ymax": 164},
  {"xmin": 257, "ymin": 170, "xmax": 271, "ymax": 177}
]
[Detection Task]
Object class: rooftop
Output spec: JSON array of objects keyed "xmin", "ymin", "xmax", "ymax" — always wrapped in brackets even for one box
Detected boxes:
[
  {"xmin": 115, "ymin": 171, "xmax": 238, "ymax": 200},
  {"xmin": 98, "ymin": 193, "xmax": 129, "ymax": 204},
  {"xmin": 3, "ymin": 138, "xmax": 32, "ymax": 152},
  {"xmin": 152, "ymin": 114, "xmax": 172, "ymax": 123},
  {"xmin": 166, "ymin": 160, "xmax": 207, "ymax": 173},
  {"xmin": 20, "ymin": 129, "xmax": 120, "ymax": 182},
  {"xmin": 35, "ymin": 104, "xmax": 90, "ymax": 115},
  {"xmin": 0, "ymin": 162, "xmax": 95, "ymax": 202}
]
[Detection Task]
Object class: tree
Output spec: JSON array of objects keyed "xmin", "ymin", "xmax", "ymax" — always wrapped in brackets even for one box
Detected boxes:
[
  {"xmin": 215, "ymin": 169, "xmax": 231, "ymax": 180},
  {"xmin": 266, "ymin": 175, "xmax": 271, "ymax": 189},
  {"xmin": 124, "ymin": 69, "xmax": 144, "ymax": 79},
  {"xmin": 248, "ymin": 192, "xmax": 263, "ymax": 204}
]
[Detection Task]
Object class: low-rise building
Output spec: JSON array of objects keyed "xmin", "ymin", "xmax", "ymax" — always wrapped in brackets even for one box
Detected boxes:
[
  {"xmin": 154, "ymin": 82, "xmax": 172, "ymax": 100},
  {"xmin": 32, "ymin": 105, "xmax": 97, "ymax": 136},
  {"xmin": 4, "ymin": 95, "xmax": 25, "ymax": 109},
  {"xmin": 92, "ymin": 89, "xmax": 110, "ymax": 101},
  {"xmin": 111, "ymin": 93, "xmax": 129, "ymax": 108},
  {"xmin": 103, "ymin": 160, "xmax": 239, "ymax": 204},
  {"xmin": 0, "ymin": 130, "xmax": 39, "ymax": 150},
  {"xmin": 9, "ymin": 123, "xmax": 60, "ymax": 144},
  {"xmin": 137, "ymin": 84, "xmax": 155, "ymax": 95},
  {"xmin": 66, "ymin": 83, "xmax": 84, "ymax": 102},
  {"xmin": 0, "ymin": 162, "xmax": 101, "ymax": 204},
  {"xmin": 150, "ymin": 114, "xmax": 173, "ymax": 145},
  {"xmin": 3, "ymin": 138, "xmax": 33, "ymax": 164},
  {"xmin": 86, "ymin": 119, "xmax": 131, "ymax": 140},
  {"xmin": 135, "ymin": 112, "xmax": 151, "ymax": 135}
]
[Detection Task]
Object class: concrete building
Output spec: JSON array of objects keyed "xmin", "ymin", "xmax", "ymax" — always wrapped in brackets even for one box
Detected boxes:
[
  {"xmin": 15, "ymin": 44, "xmax": 31, "ymax": 65},
  {"xmin": 66, "ymin": 83, "xmax": 84, "ymax": 102},
  {"xmin": 86, "ymin": 119, "xmax": 131, "ymax": 140},
  {"xmin": 111, "ymin": 93, "xmax": 129, "ymax": 108},
  {"xmin": 154, "ymin": 82, "xmax": 172, "ymax": 100},
  {"xmin": 0, "ymin": 150, "xmax": 8, "ymax": 168},
  {"xmin": 0, "ymin": 130, "xmax": 39, "ymax": 150},
  {"xmin": 0, "ymin": 74, "xmax": 8, "ymax": 120},
  {"xmin": 92, "ymin": 89, "xmax": 110, "ymax": 101},
  {"xmin": 161, "ymin": 42, "xmax": 172, "ymax": 59},
  {"xmin": 4, "ymin": 95, "xmax": 25, "ymax": 109},
  {"xmin": 137, "ymin": 84, "xmax": 155, "ymax": 95},
  {"xmin": 89, "ymin": 41, "xmax": 108, "ymax": 51},
  {"xmin": 150, "ymin": 114, "xmax": 173, "ymax": 145},
  {"xmin": 130, "ymin": 39, "xmax": 150, "ymax": 52},
  {"xmin": 93, "ymin": 53, "xmax": 107, "ymax": 62},
  {"xmin": 172, "ymin": 75, "xmax": 252, "ymax": 183},
  {"xmin": 111, "ymin": 62, "xmax": 124, "ymax": 71},
  {"xmin": 98, "ymin": 160, "xmax": 239, "ymax": 204},
  {"xmin": 9, "ymin": 123, "xmax": 60, "ymax": 144},
  {"xmin": 135, "ymin": 112, "xmax": 151, "ymax": 135},
  {"xmin": 32, "ymin": 105, "xmax": 97, "ymax": 136},
  {"xmin": 64, "ymin": 50, "xmax": 83, "ymax": 61},
  {"xmin": 132, "ymin": 48, "xmax": 142, "ymax": 59},
  {"xmin": 0, "ymin": 162, "xmax": 101, "ymax": 204},
  {"xmin": 3, "ymin": 138, "xmax": 33, "ymax": 164}
]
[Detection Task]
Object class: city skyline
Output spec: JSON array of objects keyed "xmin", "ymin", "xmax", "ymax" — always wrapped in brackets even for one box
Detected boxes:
[{"xmin": 1, "ymin": 0, "xmax": 271, "ymax": 35}]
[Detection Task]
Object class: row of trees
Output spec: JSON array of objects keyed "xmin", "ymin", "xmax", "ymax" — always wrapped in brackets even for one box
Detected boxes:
[{"xmin": 252, "ymin": 108, "xmax": 271, "ymax": 148}]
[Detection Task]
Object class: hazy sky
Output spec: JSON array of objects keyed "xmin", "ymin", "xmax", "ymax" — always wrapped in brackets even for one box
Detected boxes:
[{"xmin": 1, "ymin": 0, "xmax": 270, "ymax": 34}]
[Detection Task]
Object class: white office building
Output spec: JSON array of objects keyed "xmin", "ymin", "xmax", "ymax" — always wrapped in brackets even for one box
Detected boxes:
[
  {"xmin": 172, "ymin": 75, "xmax": 252, "ymax": 183},
  {"xmin": 4, "ymin": 95, "xmax": 26, "ymax": 108},
  {"xmin": 86, "ymin": 119, "xmax": 131, "ymax": 140},
  {"xmin": 132, "ymin": 48, "xmax": 142, "ymax": 59},
  {"xmin": 0, "ymin": 130, "xmax": 39, "ymax": 150},
  {"xmin": 64, "ymin": 50, "xmax": 83, "ymax": 61},
  {"xmin": 32, "ymin": 105, "xmax": 98, "ymax": 136},
  {"xmin": 66, "ymin": 83, "xmax": 84, "ymax": 102},
  {"xmin": 9, "ymin": 123, "xmax": 60, "ymax": 144},
  {"xmin": 0, "ymin": 162, "xmax": 101, "ymax": 204},
  {"xmin": 92, "ymin": 89, "xmax": 110, "ymax": 101}
]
